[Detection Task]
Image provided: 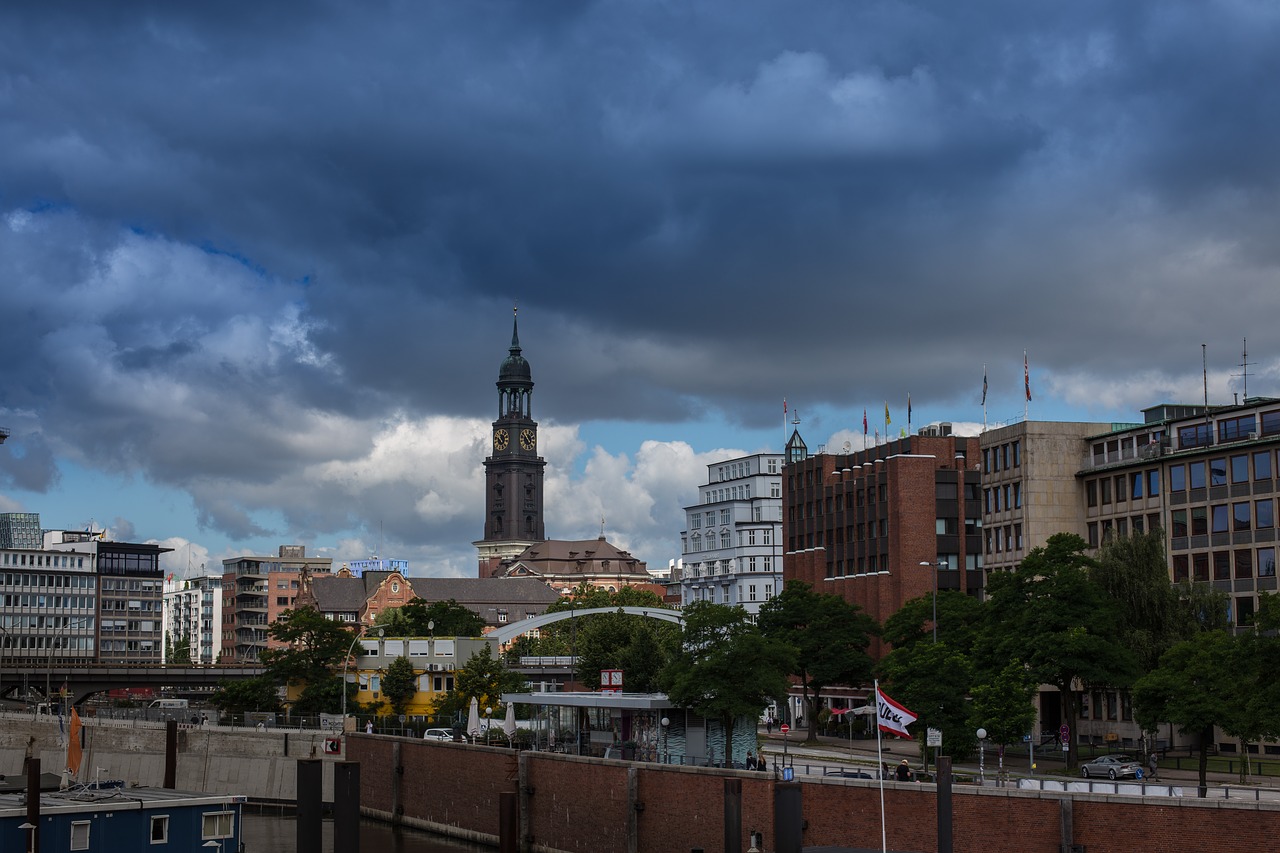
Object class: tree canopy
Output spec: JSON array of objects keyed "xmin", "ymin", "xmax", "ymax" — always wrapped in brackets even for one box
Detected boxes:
[
  {"xmin": 432, "ymin": 644, "xmax": 529, "ymax": 725},
  {"xmin": 757, "ymin": 580, "xmax": 876, "ymax": 742},
  {"xmin": 375, "ymin": 597, "xmax": 487, "ymax": 637},
  {"xmin": 975, "ymin": 533, "xmax": 1137, "ymax": 767},
  {"xmin": 661, "ymin": 601, "xmax": 795, "ymax": 762}
]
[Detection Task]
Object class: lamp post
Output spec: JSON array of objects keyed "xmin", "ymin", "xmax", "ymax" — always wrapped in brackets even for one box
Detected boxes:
[
  {"xmin": 341, "ymin": 624, "xmax": 384, "ymax": 720},
  {"xmin": 918, "ymin": 560, "xmax": 946, "ymax": 643},
  {"xmin": 485, "ymin": 706, "xmax": 493, "ymax": 743},
  {"xmin": 976, "ymin": 727, "xmax": 987, "ymax": 786},
  {"xmin": 661, "ymin": 716, "xmax": 670, "ymax": 764}
]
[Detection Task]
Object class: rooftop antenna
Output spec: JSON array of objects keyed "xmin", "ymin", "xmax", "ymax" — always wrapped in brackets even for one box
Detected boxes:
[
  {"xmin": 1235, "ymin": 338, "xmax": 1253, "ymax": 401},
  {"xmin": 1202, "ymin": 343, "xmax": 1209, "ymax": 409}
]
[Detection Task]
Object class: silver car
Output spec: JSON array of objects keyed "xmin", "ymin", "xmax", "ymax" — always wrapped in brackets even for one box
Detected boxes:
[
  {"xmin": 1080, "ymin": 754, "xmax": 1142, "ymax": 780},
  {"xmin": 423, "ymin": 727, "xmax": 454, "ymax": 741}
]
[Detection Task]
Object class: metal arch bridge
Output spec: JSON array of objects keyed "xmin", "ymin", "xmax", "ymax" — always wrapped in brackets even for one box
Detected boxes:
[
  {"xmin": 488, "ymin": 606, "xmax": 684, "ymax": 644},
  {"xmin": 0, "ymin": 664, "xmax": 266, "ymax": 707}
]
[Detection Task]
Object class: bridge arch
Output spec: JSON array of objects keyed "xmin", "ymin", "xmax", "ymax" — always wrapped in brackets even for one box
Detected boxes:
[{"xmin": 489, "ymin": 606, "xmax": 684, "ymax": 644}]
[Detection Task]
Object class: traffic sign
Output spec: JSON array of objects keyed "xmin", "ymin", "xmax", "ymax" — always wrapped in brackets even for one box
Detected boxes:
[
  {"xmin": 780, "ymin": 723, "xmax": 790, "ymax": 735},
  {"xmin": 1059, "ymin": 723, "xmax": 1070, "ymax": 742},
  {"xmin": 926, "ymin": 728, "xmax": 942, "ymax": 747}
]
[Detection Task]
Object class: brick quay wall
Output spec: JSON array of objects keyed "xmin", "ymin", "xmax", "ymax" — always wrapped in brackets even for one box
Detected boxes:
[
  {"xmin": 0, "ymin": 712, "xmax": 337, "ymax": 801},
  {"xmin": 348, "ymin": 735, "xmax": 1280, "ymax": 853},
  {"xmin": 4, "ymin": 715, "xmax": 1277, "ymax": 853}
]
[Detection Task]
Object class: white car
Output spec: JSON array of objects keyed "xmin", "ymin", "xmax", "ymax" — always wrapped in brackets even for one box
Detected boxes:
[{"xmin": 423, "ymin": 728, "xmax": 454, "ymax": 741}]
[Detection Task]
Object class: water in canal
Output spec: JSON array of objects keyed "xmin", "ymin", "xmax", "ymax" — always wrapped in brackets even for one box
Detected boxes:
[{"xmin": 241, "ymin": 809, "xmax": 491, "ymax": 853}]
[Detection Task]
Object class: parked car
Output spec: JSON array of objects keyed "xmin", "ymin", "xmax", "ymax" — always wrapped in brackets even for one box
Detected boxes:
[
  {"xmin": 1080, "ymin": 754, "xmax": 1142, "ymax": 780},
  {"xmin": 423, "ymin": 728, "xmax": 454, "ymax": 741}
]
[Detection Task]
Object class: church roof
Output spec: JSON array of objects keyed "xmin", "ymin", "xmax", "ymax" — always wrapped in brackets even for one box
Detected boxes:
[
  {"xmin": 499, "ymin": 309, "xmax": 532, "ymax": 383},
  {"xmin": 409, "ymin": 576, "xmax": 559, "ymax": 605},
  {"xmin": 502, "ymin": 536, "xmax": 650, "ymax": 578},
  {"xmin": 308, "ymin": 575, "xmax": 370, "ymax": 614}
]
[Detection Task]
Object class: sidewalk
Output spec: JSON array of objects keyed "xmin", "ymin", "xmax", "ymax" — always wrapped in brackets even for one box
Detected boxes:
[{"xmin": 754, "ymin": 726, "xmax": 1273, "ymax": 790}]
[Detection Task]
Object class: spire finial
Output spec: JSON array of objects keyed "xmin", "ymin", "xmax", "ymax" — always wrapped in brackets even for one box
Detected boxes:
[{"xmin": 511, "ymin": 304, "xmax": 521, "ymax": 350}]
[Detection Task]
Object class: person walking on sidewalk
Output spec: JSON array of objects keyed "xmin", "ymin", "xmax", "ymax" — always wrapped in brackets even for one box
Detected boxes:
[{"xmin": 1148, "ymin": 751, "xmax": 1158, "ymax": 780}]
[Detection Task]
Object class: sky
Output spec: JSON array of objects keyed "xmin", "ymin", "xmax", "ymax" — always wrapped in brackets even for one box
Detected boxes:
[{"xmin": 2, "ymin": 1, "xmax": 1280, "ymax": 580}]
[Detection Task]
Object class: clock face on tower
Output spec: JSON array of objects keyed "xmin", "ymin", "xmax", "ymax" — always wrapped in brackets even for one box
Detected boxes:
[
  {"xmin": 519, "ymin": 428, "xmax": 537, "ymax": 451},
  {"xmin": 493, "ymin": 429, "xmax": 510, "ymax": 451}
]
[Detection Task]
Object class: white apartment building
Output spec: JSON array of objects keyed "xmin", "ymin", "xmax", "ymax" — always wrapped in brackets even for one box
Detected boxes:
[
  {"xmin": 163, "ymin": 573, "xmax": 224, "ymax": 664},
  {"xmin": 677, "ymin": 453, "xmax": 784, "ymax": 614}
]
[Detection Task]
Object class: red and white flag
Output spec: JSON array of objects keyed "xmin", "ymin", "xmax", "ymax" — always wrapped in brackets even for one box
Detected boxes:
[{"xmin": 876, "ymin": 686, "xmax": 917, "ymax": 739}]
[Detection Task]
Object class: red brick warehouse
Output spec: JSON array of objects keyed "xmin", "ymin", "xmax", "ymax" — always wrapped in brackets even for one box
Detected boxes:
[{"xmin": 783, "ymin": 425, "xmax": 983, "ymax": 658}]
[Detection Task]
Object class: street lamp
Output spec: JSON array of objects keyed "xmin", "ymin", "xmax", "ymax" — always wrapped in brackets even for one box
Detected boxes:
[
  {"xmin": 661, "ymin": 716, "xmax": 669, "ymax": 764},
  {"xmin": 976, "ymin": 727, "xmax": 987, "ymax": 786},
  {"xmin": 341, "ymin": 624, "xmax": 385, "ymax": 720},
  {"xmin": 918, "ymin": 560, "xmax": 946, "ymax": 643}
]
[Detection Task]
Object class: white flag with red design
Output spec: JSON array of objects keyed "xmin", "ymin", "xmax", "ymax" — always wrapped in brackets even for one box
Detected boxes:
[{"xmin": 876, "ymin": 686, "xmax": 917, "ymax": 739}]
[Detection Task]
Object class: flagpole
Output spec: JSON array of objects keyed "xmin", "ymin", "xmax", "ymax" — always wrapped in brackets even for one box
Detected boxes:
[
  {"xmin": 982, "ymin": 363, "xmax": 987, "ymax": 432},
  {"xmin": 875, "ymin": 679, "xmax": 887, "ymax": 853}
]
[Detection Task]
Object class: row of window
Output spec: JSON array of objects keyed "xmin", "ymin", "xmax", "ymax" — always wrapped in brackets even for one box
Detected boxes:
[
  {"xmin": 985, "ymin": 524, "xmax": 1023, "ymax": 554},
  {"xmin": 1079, "ymin": 690, "xmax": 1132, "ymax": 722},
  {"xmin": 1087, "ymin": 515, "xmax": 1164, "ymax": 546},
  {"xmin": 0, "ymin": 572, "xmax": 96, "ymax": 588},
  {"xmin": 984, "ymin": 483, "xmax": 1023, "ymax": 513},
  {"xmin": 714, "ymin": 457, "xmax": 781, "ymax": 482},
  {"xmin": 685, "ymin": 583, "xmax": 775, "ymax": 604},
  {"xmin": 1, "ymin": 553, "xmax": 88, "ymax": 568},
  {"xmin": 0, "ymin": 594, "xmax": 96, "ymax": 609},
  {"xmin": 1170, "ymin": 450, "xmax": 1275, "ymax": 491},
  {"xmin": 1170, "ymin": 500, "xmax": 1276, "ymax": 536},
  {"xmin": 1178, "ymin": 410, "xmax": 1280, "ymax": 449},
  {"xmin": 1086, "ymin": 469, "xmax": 1162, "ymax": 507},
  {"xmin": 0, "ymin": 635, "xmax": 95, "ymax": 651},
  {"xmin": 827, "ymin": 555, "xmax": 891, "ymax": 576},
  {"xmin": 702, "ymin": 482, "xmax": 780, "ymax": 503},
  {"xmin": 1172, "ymin": 549, "xmax": 1278, "ymax": 583},
  {"xmin": 982, "ymin": 440, "xmax": 1021, "ymax": 473},
  {"xmin": 684, "ymin": 556, "xmax": 777, "ymax": 578}
]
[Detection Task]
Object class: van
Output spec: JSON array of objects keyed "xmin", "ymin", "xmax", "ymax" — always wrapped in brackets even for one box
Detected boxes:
[{"xmin": 149, "ymin": 699, "xmax": 189, "ymax": 709}]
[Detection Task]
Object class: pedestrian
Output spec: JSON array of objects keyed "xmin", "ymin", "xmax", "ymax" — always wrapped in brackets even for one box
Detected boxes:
[
  {"xmin": 746, "ymin": 751, "xmax": 757, "ymax": 770},
  {"xmin": 365, "ymin": 719, "xmax": 373, "ymax": 735},
  {"xmin": 201, "ymin": 713, "xmax": 208, "ymax": 727},
  {"xmin": 1148, "ymin": 751, "xmax": 1158, "ymax": 780},
  {"xmin": 766, "ymin": 718, "xmax": 773, "ymax": 734},
  {"xmin": 895, "ymin": 759, "xmax": 913, "ymax": 782}
]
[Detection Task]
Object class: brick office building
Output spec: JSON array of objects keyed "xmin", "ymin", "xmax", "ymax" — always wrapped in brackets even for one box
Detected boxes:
[{"xmin": 782, "ymin": 424, "xmax": 982, "ymax": 651}]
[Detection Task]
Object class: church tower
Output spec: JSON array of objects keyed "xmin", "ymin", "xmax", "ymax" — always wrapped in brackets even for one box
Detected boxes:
[{"xmin": 475, "ymin": 308, "xmax": 547, "ymax": 576}]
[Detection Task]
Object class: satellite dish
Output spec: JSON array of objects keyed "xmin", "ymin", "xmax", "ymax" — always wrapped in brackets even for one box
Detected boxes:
[{"xmin": 843, "ymin": 441, "xmax": 851, "ymax": 452}]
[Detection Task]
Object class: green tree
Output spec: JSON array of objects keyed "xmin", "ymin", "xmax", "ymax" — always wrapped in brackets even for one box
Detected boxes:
[
  {"xmin": 573, "ymin": 610, "xmax": 678, "ymax": 692},
  {"xmin": 757, "ymin": 580, "xmax": 877, "ymax": 742},
  {"xmin": 1134, "ymin": 630, "xmax": 1241, "ymax": 797},
  {"xmin": 660, "ymin": 602, "xmax": 795, "ymax": 762},
  {"xmin": 881, "ymin": 589, "xmax": 984, "ymax": 655},
  {"xmin": 377, "ymin": 598, "xmax": 487, "ymax": 637},
  {"xmin": 878, "ymin": 641, "xmax": 974, "ymax": 767},
  {"xmin": 210, "ymin": 676, "xmax": 282, "ymax": 716},
  {"xmin": 259, "ymin": 606, "xmax": 362, "ymax": 714},
  {"xmin": 976, "ymin": 533, "xmax": 1137, "ymax": 768},
  {"xmin": 165, "ymin": 631, "xmax": 193, "ymax": 665},
  {"xmin": 434, "ymin": 644, "xmax": 528, "ymax": 725},
  {"xmin": 381, "ymin": 655, "xmax": 419, "ymax": 717},
  {"xmin": 1179, "ymin": 581, "xmax": 1231, "ymax": 631},
  {"xmin": 967, "ymin": 661, "xmax": 1037, "ymax": 777},
  {"xmin": 1092, "ymin": 530, "xmax": 1194, "ymax": 671}
]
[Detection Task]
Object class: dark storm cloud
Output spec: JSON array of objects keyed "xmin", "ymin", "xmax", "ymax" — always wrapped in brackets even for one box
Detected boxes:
[{"xmin": 3, "ymin": 0, "xmax": 1280, "ymax": 558}]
